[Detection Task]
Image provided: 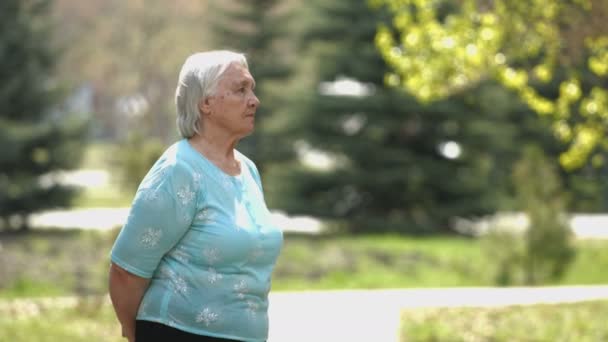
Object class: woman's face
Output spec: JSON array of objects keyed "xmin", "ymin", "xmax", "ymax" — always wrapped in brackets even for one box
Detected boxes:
[{"xmin": 203, "ymin": 63, "xmax": 260, "ymax": 137}]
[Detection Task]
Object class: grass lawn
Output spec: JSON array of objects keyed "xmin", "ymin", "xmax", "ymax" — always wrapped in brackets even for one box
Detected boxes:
[
  {"xmin": 400, "ymin": 300, "xmax": 608, "ymax": 341},
  {"xmin": 1, "ymin": 230, "xmax": 608, "ymax": 298},
  {"xmin": 273, "ymin": 234, "xmax": 608, "ymax": 290},
  {"xmin": 0, "ymin": 229, "xmax": 117, "ymax": 298},
  {"xmin": 273, "ymin": 234, "xmax": 489, "ymax": 290},
  {"xmin": 0, "ymin": 297, "xmax": 122, "ymax": 342}
]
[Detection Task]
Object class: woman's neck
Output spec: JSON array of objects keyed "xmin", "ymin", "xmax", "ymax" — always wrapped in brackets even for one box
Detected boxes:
[
  {"xmin": 190, "ymin": 133, "xmax": 237, "ymax": 160},
  {"xmin": 188, "ymin": 133, "xmax": 241, "ymax": 175}
]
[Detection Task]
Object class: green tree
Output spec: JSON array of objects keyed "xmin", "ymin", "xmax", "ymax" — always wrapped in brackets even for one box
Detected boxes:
[
  {"xmin": 209, "ymin": 0, "xmax": 297, "ymax": 172},
  {"xmin": 0, "ymin": 0, "xmax": 87, "ymax": 230},
  {"xmin": 270, "ymin": 0, "xmax": 544, "ymax": 233},
  {"xmin": 373, "ymin": 0, "xmax": 608, "ymax": 170},
  {"xmin": 110, "ymin": 132, "xmax": 165, "ymax": 194}
]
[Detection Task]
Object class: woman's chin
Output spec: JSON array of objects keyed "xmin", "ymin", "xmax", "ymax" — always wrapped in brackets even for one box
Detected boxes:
[{"xmin": 239, "ymin": 125, "xmax": 255, "ymax": 138}]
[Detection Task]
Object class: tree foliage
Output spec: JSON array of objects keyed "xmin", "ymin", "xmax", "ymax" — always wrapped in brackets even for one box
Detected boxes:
[
  {"xmin": 269, "ymin": 0, "xmax": 556, "ymax": 233},
  {"xmin": 0, "ymin": 0, "xmax": 87, "ymax": 230},
  {"xmin": 110, "ymin": 132, "xmax": 164, "ymax": 194},
  {"xmin": 372, "ymin": 0, "xmax": 608, "ymax": 170}
]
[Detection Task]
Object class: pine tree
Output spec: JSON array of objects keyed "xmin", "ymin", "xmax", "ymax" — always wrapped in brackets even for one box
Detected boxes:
[
  {"xmin": 209, "ymin": 0, "xmax": 296, "ymax": 172},
  {"xmin": 269, "ymin": 0, "xmax": 562, "ymax": 233},
  {"xmin": 0, "ymin": 0, "xmax": 87, "ymax": 230}
]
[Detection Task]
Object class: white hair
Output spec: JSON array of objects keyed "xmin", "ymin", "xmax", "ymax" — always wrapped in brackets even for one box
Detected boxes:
[{"xmin": 175, "ymin": 50, "xmax": 248, "ymax": 138}]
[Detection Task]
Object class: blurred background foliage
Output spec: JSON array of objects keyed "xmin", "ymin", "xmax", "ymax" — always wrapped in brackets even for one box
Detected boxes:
[
  {"xmin": 0, "ymin": 0, "xmax": 607, "ymax": 276},
  {"xmin": 3, "ymin": 0, "xmax": 606, "ymax": 234}
]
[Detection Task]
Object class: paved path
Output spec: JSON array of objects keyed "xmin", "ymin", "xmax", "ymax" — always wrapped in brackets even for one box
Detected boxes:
[
  {"xmin": 28, "ymin": 208, "xmax": 323, "ymax": 234},
  {"xmin": 36, "ymin": 169, "xmax": 608, "ymax": 237},
  {"xmin": 267, "ymin": 286, "xmax": 608, "ymax": 342},
  {"xmin": 28, "ymin": 207, "xmax": 608, "ymax": 238}
]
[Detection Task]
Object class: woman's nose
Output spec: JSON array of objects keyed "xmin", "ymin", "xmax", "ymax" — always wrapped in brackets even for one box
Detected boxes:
[{"xmin": 249, "ymin": 94, "xmax": 260, "ymax": 108}]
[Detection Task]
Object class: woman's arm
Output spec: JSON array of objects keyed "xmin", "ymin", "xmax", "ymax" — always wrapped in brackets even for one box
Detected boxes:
[
  {"xmin": 108, "ymin": 160, "xmax": 199, "ymax": 340},
  {"xmin": 108, "ymin": 262, "xmax": 151, "ymax": 342}
]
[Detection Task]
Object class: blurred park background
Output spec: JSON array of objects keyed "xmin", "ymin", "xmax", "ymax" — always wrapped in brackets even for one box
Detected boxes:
[{"xmin": 2, "ymin": 0, "xmax": 608, "ymax": 340}]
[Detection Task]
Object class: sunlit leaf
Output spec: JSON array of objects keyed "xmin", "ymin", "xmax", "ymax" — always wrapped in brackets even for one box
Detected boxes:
[{"xmin": 374, "ymin": 0, "xmax": 608, "ymax": 170}]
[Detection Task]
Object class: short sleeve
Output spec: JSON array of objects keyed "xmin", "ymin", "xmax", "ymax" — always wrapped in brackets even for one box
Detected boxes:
[{"xmin": 110, "ymin": 160, "xmax": 200, "ymax": 278}]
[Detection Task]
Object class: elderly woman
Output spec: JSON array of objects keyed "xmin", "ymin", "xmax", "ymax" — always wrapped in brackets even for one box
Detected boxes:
[{"xmin": 109, "ymin": 50, "xmax": 283, "ymax": 342}]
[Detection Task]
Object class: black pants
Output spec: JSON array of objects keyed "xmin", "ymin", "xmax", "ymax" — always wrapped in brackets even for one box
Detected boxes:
[{"xmin": 135, "ymin": 320, "xmax": 244, "ymax": 342}]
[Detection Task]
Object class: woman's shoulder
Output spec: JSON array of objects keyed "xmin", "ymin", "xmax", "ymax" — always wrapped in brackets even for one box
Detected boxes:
[{"xmin": 148, "ymin": 140, "xmax": 201, "ymax": 181}]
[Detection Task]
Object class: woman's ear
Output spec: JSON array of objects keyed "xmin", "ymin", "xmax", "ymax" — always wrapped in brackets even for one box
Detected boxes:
[{"xmin": 199, "ymin": 96, "xmax": 213, "ymax": 116}]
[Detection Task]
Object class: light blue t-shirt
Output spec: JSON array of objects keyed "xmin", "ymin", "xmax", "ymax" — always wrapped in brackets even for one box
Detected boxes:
[{"xmin": 111, "ymin": 139, "xmax": 283, "ymax": 342}]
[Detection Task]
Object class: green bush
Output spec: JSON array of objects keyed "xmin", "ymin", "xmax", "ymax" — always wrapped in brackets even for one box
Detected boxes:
[
  {"xmin": 111, "ymin": 133, "xmax": 165, "ymax": 193},
  {"xmin": 482, "ymin": 227, "xmax": 527, "ymax": 285},
  {"xmin": 483, "ymin": 146, "xmax": 576, "ymax": 285}
]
